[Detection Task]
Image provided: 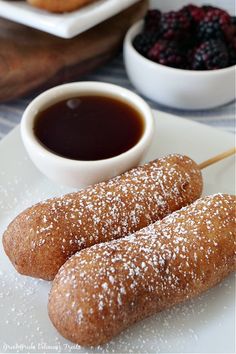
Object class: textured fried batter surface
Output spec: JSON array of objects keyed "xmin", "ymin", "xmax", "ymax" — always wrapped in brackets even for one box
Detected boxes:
[
  {"xmin": 3, "ymin": 154, "xmax": 202, "ymax": 280},
  {"xmin": 27, "ymin": 0, "xmax": 97, "ymax": 13},
  {"xmin": 48, "ymin": 194, "xmax": 236, "ymax": 346}
]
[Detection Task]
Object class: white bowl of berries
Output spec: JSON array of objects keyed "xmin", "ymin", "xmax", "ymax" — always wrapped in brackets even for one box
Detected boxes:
[{"xmin": 124, "ymin": 4, "xmax": 236, "ymax": 110}]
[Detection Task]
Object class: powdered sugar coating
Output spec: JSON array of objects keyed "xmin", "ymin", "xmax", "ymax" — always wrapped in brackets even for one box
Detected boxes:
[
  {"xmin": 34, "ymin": 154, "xmax": 200, "ymax": 246},
  {"xmin": 3, "ymin": 154, "xmax": 202, "ymax": 280},
  {"xmin": 49, "ymin": 194, "xmax": 236, "ymax": 346}
]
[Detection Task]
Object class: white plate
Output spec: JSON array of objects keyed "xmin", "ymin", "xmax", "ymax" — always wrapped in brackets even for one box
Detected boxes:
[
  {"xmin": 0, "ymin": 0, "xmax": 139, "ymax": 38},
  {"xmin": 0, "ymin": 111, "xmax": 235, "ymax": 353}
]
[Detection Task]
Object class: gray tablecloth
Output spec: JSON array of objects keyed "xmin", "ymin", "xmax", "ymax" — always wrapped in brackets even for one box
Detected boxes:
[{"xmin": 0, "ymin": 53, "xmax": 235, "ymax": 140}]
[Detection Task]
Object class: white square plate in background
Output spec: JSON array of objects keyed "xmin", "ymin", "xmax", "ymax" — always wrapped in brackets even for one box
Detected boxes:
[{"xmin": 0, "ymin": 0, "xmax": 140, "ymax": 38}]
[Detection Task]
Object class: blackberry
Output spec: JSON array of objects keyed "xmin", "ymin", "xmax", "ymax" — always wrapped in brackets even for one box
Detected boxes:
[
  {"xmin": 228, "ymin": 46, "xmax": 236, "ymax": 66},
  {"xmin": 202, "ymin": 5, "xmax": 227, "ymax": 14},
  {"xmin": 181, "ymin": 4, "xmax": 205, "ymax": 24},
  {"xmin": 192, "ymin": 39, "xmax": 229, "ymax": 70},
  {"xmin": 148, "ymin": 40, "xmax": 187, "ymax": 68},
  {"xmin": 197, "ymin": 9, "xmax": 231, "ymax": 41},
  {"xmin": 227, "ymin": 38, "xmax": 236, "ymax": 66},
  {"xmin": 231, "ymin": 16, "xmax": 236, "ymax": 26},
  {"xmin": 133, "ymin": 32, "xmax": 159, "ymax": 57},
  {"xmin": 144, "ymin": 9, "xmax": 161, "ymax": 32},
  {"xmin": 159, "ymin": 11, "xmax": 191, "ymax": 40},
  {"xmin": 225, "ymin": 26, "xmax": 236, "ymax": 43}
]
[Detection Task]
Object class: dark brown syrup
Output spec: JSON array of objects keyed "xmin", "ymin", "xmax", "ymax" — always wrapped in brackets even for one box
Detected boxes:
[{"xmin": 34, "ymin": 95, "xmax": 144, "ymax": 161}]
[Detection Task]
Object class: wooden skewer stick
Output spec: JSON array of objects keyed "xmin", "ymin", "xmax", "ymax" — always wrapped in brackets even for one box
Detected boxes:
[{"xmin": 199, "ymin": 147, "xmax": 236, "ymax": 170}]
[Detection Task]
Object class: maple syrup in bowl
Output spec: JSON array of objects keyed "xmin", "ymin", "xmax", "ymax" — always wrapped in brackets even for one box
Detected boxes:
[
  {"xmin": 34, "ymin": 95, "xmax": 145, "ymax": 161},
  {"xmin": 21, "ymin": 82, "xmax": 154, "ymax": 188}
]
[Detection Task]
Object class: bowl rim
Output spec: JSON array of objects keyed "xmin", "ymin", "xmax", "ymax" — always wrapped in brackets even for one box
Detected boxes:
[
  {"xmin": 21, "ymin": 81, "xmax": 154, "ymax": 167},
  {"xmin": 125, "ymin": 20, "xmax": 236, "ymax": 75}
]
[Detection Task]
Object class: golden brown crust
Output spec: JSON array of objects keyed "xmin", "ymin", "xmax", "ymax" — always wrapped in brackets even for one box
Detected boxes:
[
  {"xmin": 48, "ymin": 194, "xmax": 236, "ymax": 346},
  {"xmin": 3, "ymin": 154, "xmax": 202, "ymax": 280},
  {"xmin": 27, "ymin": 0, "xmax": 97, "ymax": 13}
]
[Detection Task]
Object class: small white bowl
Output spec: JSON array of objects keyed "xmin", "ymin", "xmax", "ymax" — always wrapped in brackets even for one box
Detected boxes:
[
  {"xmin": 124, "ymin": 20, "xmax": 236, "ymax": 110},
  {"xmin": 21, "ymin": 82, "xmax": 154, "ymax": 188}
]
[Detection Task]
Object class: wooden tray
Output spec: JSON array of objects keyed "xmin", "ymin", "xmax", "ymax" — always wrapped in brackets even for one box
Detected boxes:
[{"xmin": 0, "ymin": 0, "xmax": 148, "ymax": 102}]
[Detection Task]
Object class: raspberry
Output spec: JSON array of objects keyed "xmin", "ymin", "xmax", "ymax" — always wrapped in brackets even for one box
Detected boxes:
[
  {"xmin": 181, "ymin": 4, "xmax": 205, "ymax": 24},
  {"xmin": 148, "ymin": 40, "xmax": 187, "ymax": 68},
  {"xmin": 197, "ymin": 9, "xmax": 231, "ymax": 41},
  {"xmin": 192, "ymin": 39, "xmax": 229, "ymax": 70},
  {"xmin": 159, "ymin": 11, "xmax": 191, "ymax": 40},
  {"xmin": 144, "ymin": 9, "xmax": 161, "ymax": 32},
  {"xmin": 133, "ymin": 32, "xmax": 159, "ymax": 57}
]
